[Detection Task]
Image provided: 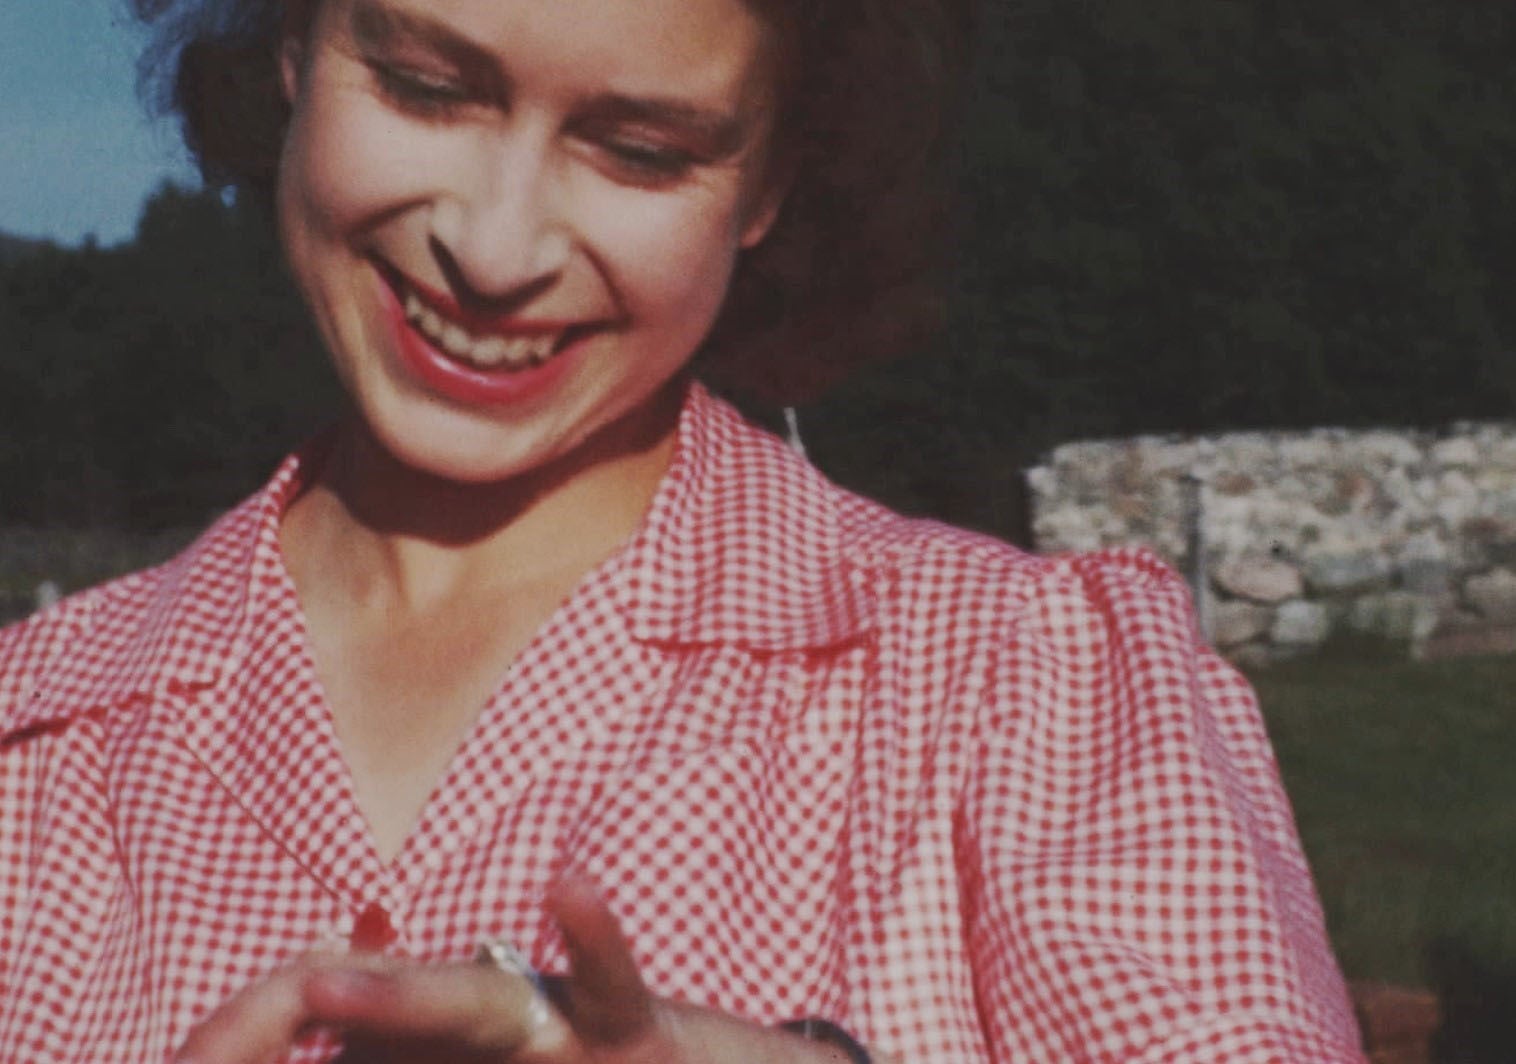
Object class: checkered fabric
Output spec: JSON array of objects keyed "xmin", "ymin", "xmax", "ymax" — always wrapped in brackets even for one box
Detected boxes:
[{"xmin": 1, "ymin": 385, "xmax": 1363, "ymax": 1063}]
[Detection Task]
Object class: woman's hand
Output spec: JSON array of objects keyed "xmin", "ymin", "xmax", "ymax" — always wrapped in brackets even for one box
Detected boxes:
[{"xmin": 172, "ymin": 873, "xmax": 848, "ymax": 1064}]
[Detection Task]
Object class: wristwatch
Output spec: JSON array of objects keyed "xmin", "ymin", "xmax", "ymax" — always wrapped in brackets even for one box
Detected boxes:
[{"xmin": 778, "ymin": 1017, "xmax": 873, "ymax": 1063}]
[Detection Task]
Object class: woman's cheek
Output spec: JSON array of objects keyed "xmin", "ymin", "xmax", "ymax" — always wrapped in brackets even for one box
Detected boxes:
[
  {"xmin": 294, "ymin": 93, "xmax": 447, "ymax": 231},
  {"xmin": 585, "ymin": 186, "xmax": 746, "ymax": 317}
]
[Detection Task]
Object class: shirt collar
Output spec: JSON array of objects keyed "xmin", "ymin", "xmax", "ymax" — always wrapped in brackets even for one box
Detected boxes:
[
  {"xmin": 15, "ymin": 444, "xmax": 314, "ymax": 734},
  {"xmin": 612, "ymin": 382, "xmax": 873, "ymax": 650},
  {"xmin": 16, "ymin": 385, "xmax": 871, "ymax": 733}
]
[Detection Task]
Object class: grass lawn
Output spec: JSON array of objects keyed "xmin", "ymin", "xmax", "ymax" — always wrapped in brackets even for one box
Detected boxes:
[{"xmin": 1250, "ymin": 642, "xmax": 1516, "ymax": 996}]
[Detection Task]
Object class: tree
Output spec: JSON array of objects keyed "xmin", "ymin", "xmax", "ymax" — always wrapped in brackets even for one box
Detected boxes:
[{"xmin": 0, "ymin": 184, "xmax": 335, "ymax": 528}]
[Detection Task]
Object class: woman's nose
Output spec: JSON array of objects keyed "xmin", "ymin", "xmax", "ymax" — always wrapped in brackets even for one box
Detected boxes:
[{"xmin": 428, "ymin": 133, "xmax": 571, "ymax": 300}]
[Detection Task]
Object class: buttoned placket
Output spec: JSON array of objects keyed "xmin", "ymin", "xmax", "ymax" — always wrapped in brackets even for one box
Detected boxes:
[{"xmin": 171, "ymin": 530, "xmax": 693, "ymax": 970}]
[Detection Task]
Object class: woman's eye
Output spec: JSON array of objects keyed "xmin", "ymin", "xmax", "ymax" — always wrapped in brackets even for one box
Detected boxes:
[
  {"xmin": 601, "ymin": 140, "xmax": 697, "ymax": 185},
  {"xmin": 370, "ymin": 63, "xmax": 469, "ymax": 117}
]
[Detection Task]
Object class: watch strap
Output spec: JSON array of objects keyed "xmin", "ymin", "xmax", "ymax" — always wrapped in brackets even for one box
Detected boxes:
[{"xmin": 778, "ymin": 1017, "xmax": 873, "ymax": 1063}]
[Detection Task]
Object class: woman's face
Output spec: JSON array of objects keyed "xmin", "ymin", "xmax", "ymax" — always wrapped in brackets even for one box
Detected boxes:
[{"xmin": 277, "ymin": 0, "xmax": 783, "ymax": 483}]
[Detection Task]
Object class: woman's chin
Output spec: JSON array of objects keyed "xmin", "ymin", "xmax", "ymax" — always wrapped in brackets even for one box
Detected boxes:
[
  {"xmin": 332, "ymin": 399, "xmax": 554, "ymax": 488},
  {"xmin": 325, "ymin": 354, "xmax": 688, "ymax": 516}
]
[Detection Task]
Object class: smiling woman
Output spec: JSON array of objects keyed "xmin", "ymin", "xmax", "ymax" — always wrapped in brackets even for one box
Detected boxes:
[
  {"xmin": 275, "ymin": 0, "xmax": 785, "ymax": 488},
  {"xmin": 0, "ymin": 0, "xmax": 1368, "ymax": 1062},
  {"xmin": 139, "ymin": 0, "xmax": 958, "ymax": 401}
]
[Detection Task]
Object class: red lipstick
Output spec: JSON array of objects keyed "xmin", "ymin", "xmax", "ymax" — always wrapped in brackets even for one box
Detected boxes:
[
  {"xmin": 375, "ymin": 266, "xmax": 583, "ymax": 407},
  {"xmin": 399, "ymin": 269, "xmax": 581, "ymax": 337}
]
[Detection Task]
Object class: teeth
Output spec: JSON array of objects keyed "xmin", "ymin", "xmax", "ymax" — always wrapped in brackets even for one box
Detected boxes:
[
  {"xmin": 473, "ymin": 337, "xmax": 511, "ymax": 365},
  {"xmin": 441, "ymin": 322, "xmax": 471, "ymax": 358},
  {"xmin": 400, "ymin": 286, "xmax": 562, "ymax": 371}
]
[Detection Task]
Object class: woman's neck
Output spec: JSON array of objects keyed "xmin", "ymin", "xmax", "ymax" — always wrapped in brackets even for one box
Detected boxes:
[{"xmin": 281, "ymin": 388, "xmax": 683, "ymax": 616}]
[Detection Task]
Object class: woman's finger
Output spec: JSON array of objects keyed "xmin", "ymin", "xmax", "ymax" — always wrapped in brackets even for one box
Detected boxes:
[
  {"xmin": 174, "ymin": 956, "xmax": 573, "ymax": 1063},
  {"xmin": 173, "ymin": 959, "xmax": 330, "ymax": 1064},
  {"xmin": 301, "ymin": 962, "xmax": 575, "ymax": 1053},
  {"xmin": 546, "ymin": 871, "xmax": 662, "ymax": 1048}
]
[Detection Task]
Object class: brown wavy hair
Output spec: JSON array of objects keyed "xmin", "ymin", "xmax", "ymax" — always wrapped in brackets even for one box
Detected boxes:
[{"xmin": 131, "ymin": 0, "xmax": 971, "ymax": 402}]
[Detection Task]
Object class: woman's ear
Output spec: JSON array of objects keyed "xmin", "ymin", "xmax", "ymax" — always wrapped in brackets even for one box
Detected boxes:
[
  {"xmin": 739, "ymin": 185, "xmax": 786, "ymax": 250},
  {"xmin": 279, "ymin": 36, "xmax": 303, "ymax": 105},
  {"xmin": 278, "ymin": 0, "xmax": 318, "ymax": 104},
  {"xmin": 739, "ymin": 149, "xmax": 797, "ymax": 250}
]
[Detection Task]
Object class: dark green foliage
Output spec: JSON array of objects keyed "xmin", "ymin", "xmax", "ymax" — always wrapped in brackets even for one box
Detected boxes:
[
  {"xmin": 799, "ymin": 0, "xmax": 1516, "ymax": 541},
  {"xmin": 0, "ymin": 233, "xmax": 56, "ymax": 267},
  {"xmin": 977, "ymin": 0, "xmax": 1516, "ymax": 431},
  {"xmin": 0, "ymin": 185, "xmax": 337, "ymax": 528}
]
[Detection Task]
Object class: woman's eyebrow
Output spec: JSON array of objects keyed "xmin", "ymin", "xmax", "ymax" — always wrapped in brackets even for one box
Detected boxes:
[
  {"xmin": 347, "ymin": 0, "xmax": 750, "ymax": 154},
  {"xmin": 349, "ymin": 0, "xmax": 508, "ymax": 88},
  {"xmin": 579, "ymin": 97, "xmax": 748, "ymax": 156}
]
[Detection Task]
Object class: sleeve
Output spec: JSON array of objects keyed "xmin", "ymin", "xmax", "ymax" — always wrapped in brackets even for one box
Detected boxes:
[
  {"xmin": 0, "ymin": 612, "xmax": 58, "ymax": 995},
  {"xmin": 958, "ymin": 549, "xmax": 1365, "ymax": 1063}
]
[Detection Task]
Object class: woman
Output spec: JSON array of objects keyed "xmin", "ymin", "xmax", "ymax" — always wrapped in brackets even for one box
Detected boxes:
[{"xmin": 0, "ymin": 0, "xmax": 1365, "ymax": 1061}]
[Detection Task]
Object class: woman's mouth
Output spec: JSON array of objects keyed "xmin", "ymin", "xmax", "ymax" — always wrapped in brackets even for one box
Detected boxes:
[
  {"xmin": 400, "ymin": 287, "xmax": 564, "ymax": 371},
  {"xmin": 375, "ymin": 264, "xmax": 591, "ymax": 406}
]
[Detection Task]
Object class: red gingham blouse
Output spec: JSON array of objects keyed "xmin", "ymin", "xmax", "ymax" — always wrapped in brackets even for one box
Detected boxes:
[{"xmin": 1, "ymin": 385, "xmax": 1363, "ymax": 1062}]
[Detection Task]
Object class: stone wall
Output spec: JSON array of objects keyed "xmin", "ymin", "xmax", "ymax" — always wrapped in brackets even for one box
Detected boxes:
[{"xmin": 1026, "ymin": 423, "xmax": 1516, "ymax": 663}]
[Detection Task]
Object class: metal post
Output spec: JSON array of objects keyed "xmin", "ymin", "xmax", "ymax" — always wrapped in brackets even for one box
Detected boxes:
[
  {"xmin": 34, "ymin": 579, "xmax": 61, "ymax": 613},
  {"xmin": 1181, "ymin": 473, "xmax": 1211, "ymax": 640},
  {"xmin": 783, "ymin": 407, "xmax": 807, "ymax": 459}
]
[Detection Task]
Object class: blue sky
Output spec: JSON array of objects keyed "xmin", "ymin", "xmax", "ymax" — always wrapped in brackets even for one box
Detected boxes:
[{"xmin": 0, "ymin": 1, "xmax": 199, "ymax": 246}]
